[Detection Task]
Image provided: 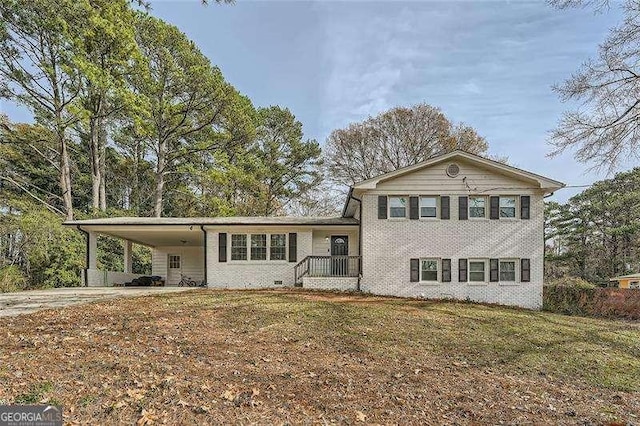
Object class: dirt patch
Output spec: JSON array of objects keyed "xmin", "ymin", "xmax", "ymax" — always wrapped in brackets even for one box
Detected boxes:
[{"xmin": 0, "ymin": 289, "xmax": 638, "ymax": 424}]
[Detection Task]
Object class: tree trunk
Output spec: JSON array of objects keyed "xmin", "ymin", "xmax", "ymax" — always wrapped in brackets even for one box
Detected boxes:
[
  {"xmin": 59, "ymin": 133, "xmax": 74, "ymax": 221},
  {"xmin": 99, "ymin": 119, "xmax": 107, "ymax": 211},
  {"xmin": 89, "ymin": 116, "xmax": 101, "ymax": 212},
  {"xmin": 153, "ymin": 138, "xmax": 166, "ymax": 218}
]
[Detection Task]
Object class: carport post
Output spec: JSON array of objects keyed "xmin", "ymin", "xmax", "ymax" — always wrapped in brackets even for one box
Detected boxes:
[
  {"xmin": 124, "ymin": 240, "xmax": 133, "ymax": 274},
  {"xmin": 88, "ymin": 231, "xmax": 98, "ymax": 270}
]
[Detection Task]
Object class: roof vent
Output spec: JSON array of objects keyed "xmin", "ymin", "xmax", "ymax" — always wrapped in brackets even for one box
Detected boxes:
[{"xmin": 446, "ymin": 163, "xmax": 460, "ymax": 178}]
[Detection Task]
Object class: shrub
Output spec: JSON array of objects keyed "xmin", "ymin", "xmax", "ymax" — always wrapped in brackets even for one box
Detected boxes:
[
  {"xmin": 0, "ymin": 265, "xmax": 27, "ymax": 293},
  {"xmin": 545, "ymin": 276, "xmax": 597, "ymax": 289},
  {"xmin": 543, "ymin": 286, "xmax": 640, "ymax": 320}
]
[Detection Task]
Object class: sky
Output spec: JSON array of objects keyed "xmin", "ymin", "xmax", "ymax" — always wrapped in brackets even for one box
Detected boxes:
[{"xmin": 0, "ymin": 0, "xmax": 629, "ymax": 202}]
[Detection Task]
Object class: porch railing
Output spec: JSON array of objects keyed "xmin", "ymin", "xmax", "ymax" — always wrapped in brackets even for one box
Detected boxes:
[{"xmin": 294, "ymin": 255, "xmax": 361, "ymax": 286}]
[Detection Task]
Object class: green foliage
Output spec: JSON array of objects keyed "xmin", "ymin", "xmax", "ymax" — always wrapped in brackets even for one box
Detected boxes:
[
  {"xmin": 545, "ymin": 167, "xmax": 640, "ymax": 284},
  {"xmin": 0, "ymin": 265, "xmax": 26, "ymax": 292}
]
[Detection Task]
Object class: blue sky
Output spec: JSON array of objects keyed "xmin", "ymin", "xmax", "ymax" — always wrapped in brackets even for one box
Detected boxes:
[{"xmin": 0, "ymin": 1, "xmax": 627, "ymax": 202}]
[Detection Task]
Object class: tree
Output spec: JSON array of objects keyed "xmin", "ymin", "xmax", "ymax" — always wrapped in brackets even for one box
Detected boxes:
[
  {"xmin": 325, "ymin": 103, "xmax": 488, "ymax": 187},
  {"xmin": 549, "ymin": 0, "xmax": 640, "ymax": 171},
  {"xmin": 545, "ymin": 167, "xmax": 640, "ymax": 283},
  {"xmin": 132, "ymin": 13, "xmax": 255, "ymax": 217},
  {"xmin": 253, "ymin": 106, "xmax": 322, "ymax": 215},
  {"xmin": 74, "ymin": 0, "xmax": 140, "ymax": 212},
  {"xmin": 0, "ymin": 0, "xmax": 88, "ymax": 220}
]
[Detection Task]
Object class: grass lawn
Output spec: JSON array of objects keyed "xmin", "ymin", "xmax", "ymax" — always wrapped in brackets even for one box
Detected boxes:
[{"xmin": 0, "ymin": 289, "xmax": 638, "ymax": 424}]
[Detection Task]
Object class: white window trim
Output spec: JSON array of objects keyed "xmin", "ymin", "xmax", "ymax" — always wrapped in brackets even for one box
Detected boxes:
[
  {"xmin": 499, "ymin": 196, "xmax": 519, "ymax": 220},
  {"xmin": 419, "ymin": 258, "xmax": 440, "ymax": 284},
  {"xmin": 229, "ymin": 233, "xmax": 288, "ymax": 263},
  {"xmin": 498, "ymin": 258, "xmax": 520, "ymax": 286},
  {"xmin": 388, "ymin": 195, "xmax": 409, "ymax": 220},
  {"xmin": 419, "ymin": 196, "xmax": 439, "ymax": 220},
  {"xmin": 468, "ymin": 258, "xmax": 488, "ymax": 285},
  {"xmin": 468, "ymin": 196, "xmax": 488, "ymax": 220},
  {"xmin": 230, "ymin": 234, "xmax": 248, "ymax": 261}
]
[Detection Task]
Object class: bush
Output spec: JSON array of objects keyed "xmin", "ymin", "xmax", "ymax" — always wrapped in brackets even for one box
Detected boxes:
[
  {"xmin": 0, "ymin": 265, "xmax": 27, "ymax": 293},
  {"xmin": 545, "ymin": 276, "xmax": 597, "ymax": 289},
  {"xmin": 543, "ymin": 286, "xmax": 640, "ymax": 320}
]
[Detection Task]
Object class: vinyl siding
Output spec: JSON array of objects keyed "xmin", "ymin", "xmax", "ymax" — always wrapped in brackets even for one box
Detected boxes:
[
  {"xmin": 311, "ymin": 229, "xmax": 359, "ymax": 256},
  {"xmin": 373, "ymin": 158, "xmax": 537, "ymax": 194},
  {"xmin": 152, "ymin": 246, "xmax": 204, "ymax": 284}
]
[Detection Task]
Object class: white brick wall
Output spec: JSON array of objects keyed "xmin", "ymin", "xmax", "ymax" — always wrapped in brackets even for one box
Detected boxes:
[
  {"xmin": 205, "ymin": 228, "xmax": 314, "ymax": 288},
  {"xmin": 302, "ymin": 277, "xmax": 358, "ymax": 291},
  {"xmin": 359, "ymin": 193, "xmax": 545, "ymax": 309}
]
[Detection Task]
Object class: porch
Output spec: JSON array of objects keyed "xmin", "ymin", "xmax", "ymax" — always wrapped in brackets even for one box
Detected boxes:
[{"xmin": 294, "ymin": 255, "xmax": 362, "ymax": 288}]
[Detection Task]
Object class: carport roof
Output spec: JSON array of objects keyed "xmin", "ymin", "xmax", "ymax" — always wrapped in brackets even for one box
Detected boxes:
[{"xmin": 64, "ymin": 216, "xmax": 359, "ymax": 227}]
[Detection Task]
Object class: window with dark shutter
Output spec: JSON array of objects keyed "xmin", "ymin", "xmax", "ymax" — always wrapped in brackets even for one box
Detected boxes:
[
  {"xmin": 521, "ymin": 258, "xmax": 530, "ymax": 282},
  {"xmin": 288, "ymin": 233, "xmax": 297, "ymax": 263},
  {"xmin": 521, "ymin": 196, "xmax": 530, "ymax": 220},
  {"xmin": 441, "ymin": 196, "xmax": 450, "ymax": 220},
  {"xmin": 410, "ymin": 259, "xmax": 420, "ymax": 282},
  {"xmin": 409, "ymin": 196, "xmax": 419, "ymax": 220},
  {"xmin": 458, "ymin": 196, "xmax": 468, "ymax": 220},
  {"xmin": 489, "ymin": 258, "xmax": 499, "ymax": 282},
  {"xmin": 442, "ymin": 259, "xmax": 451, "ymax": 282},
  {"xmin": 490, "ymin": 196, "xmax": 500, "ymax": 220},
  {"xmin": 218, "ymin": 233, "xmax": 227, "ymax": 263},
  {"xmin": 378, "ymin": 196, "xmax": 388, "ymax": 219},
  {"xmin": 458, "ymin": 258, "xmax": 467, "ymax": 282}
]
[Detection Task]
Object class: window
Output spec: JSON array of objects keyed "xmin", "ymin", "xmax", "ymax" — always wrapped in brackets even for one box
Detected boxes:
[
  {"xmin": 251, "ymin": 234, "xmax": 267, "ymax": 260},
  {"xmin": 231, "ymin": 234, "xmax": 247, "ymax": 260},
  {"xmin": 499, "ymin": 260, "xmax": 516, "ymax": 281},
  {"xmin": 270, "ymin": 234, "xmax": 286, "ymax": 260},
  {"xmin": 168, "ymin": 255, "xmax": 181, "ymax": 269},
  {"xmin": 420, "ymin": 197, "xmax": 437, "ymax": 218},
  {"xmin": 421, "ymin": 259, "xmax": 438, "ymax": 281},
  {"xmin": 500, "ymin": 196, "xmax": 516, "ymax": 218},
  {"xmin": 469, "ymin": 260, "xmax": 486, "ymax": 282},
  {"xmin": 469, "ymin": 196, "xmax": 486, "ymax": 218},
  {"xmin": 389, "ymin": 196, "xmax": 407, "ymax": 218}
]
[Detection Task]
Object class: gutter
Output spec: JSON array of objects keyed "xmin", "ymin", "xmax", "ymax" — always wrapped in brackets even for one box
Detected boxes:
[
  {"xmin": 76, "ymin": 226, "xmax": 89, "ymax": 287},
  {"xmin": 200, "ymin": 225, "xmax": 208, "ymax": 287}
]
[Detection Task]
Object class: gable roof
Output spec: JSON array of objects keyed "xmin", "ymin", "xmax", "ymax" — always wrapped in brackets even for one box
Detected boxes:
[
  {"xmin": 351, "ymin": 150, "xmax": 564, "ymax": 191},
  {"xmin": 342, "ymin": 150, "xmax": 565, "ymax": 217}
]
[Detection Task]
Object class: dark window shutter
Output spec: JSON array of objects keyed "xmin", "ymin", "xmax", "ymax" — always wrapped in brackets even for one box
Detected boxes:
[
  {"xmin": 410, "ymin": 258, "xmax": 420, "ymax": 282},
  {"xmin": 490, "ymin": 258, "xmax": 499, "ymax": 282},
  {"xmin": 490, "ymin": 196, "xmax": 500, "ymax": 220},
  {"xmin": 458, "ymin": 258, "xmax": 467, "ymax": 282},
  {"xmin": 521, "ymin": 258, "xmax": 530, "ymax": 282},
  {"xmin": 218, "ymin": 233, "xmax": 227, "ymax": 263},
  {"xmin": 521, "ymin": 196, "xmax": 530, "ymax": 220},
  {"xmin": 378, "ymin": 195, "xmax": 388, "ymax": 219},
  {"xmin": 442, "ymin": 259, "xmax": 451, "ymax": 282},
  {"xmin": 288, "ymin": 233, "xmax": 297, "ymax": 263},
  {"xmin": 458, "ymin": 196, "xmax": 468, "ymax": 220},
  {"xmin": 409, "ymin": 196, "xmax": 419, "ymax": 220},
  {"xmin": 441, "ymin": 196, "xmax": 450, "ymax": 220}
]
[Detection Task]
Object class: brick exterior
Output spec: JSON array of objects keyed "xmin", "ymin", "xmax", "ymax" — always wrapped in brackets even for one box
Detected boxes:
[
  {"xmin": 302, "ymin": 277, "xmax": 358, "ymax": 291},
  {"xmin": 359, "ymin": 193, "xmax": 545, "ymax": 309}
]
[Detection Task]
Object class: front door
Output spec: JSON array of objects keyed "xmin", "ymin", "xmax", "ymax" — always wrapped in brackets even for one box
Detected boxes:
[
  {"xmin": 331, "ymin": 236, "xmax": 349, "ymax": 276},
  {"xmin": 167, "ymin": 254, "xmax": 182, "ymax": 285}
]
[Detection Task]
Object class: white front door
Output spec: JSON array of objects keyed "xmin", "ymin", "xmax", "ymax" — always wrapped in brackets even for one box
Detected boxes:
[{"xmin": 167, "ymin": 254, "xmax": 182, "ymax": 285}]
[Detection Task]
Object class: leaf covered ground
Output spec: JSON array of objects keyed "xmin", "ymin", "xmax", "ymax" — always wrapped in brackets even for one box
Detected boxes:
[{"xmin": 0, "ymin": 289, "xmax": 639, "ymax": 425}]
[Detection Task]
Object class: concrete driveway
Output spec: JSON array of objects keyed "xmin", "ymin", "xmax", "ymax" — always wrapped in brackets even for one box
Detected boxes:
[{"xmin": 0, "ymin": 287, "xmax": 196, "ymax": 317}]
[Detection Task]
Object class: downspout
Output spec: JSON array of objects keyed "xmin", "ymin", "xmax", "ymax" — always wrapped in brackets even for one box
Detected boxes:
[
  {"xmin": 345, "ymin": 188, "xmax": 363, "ymax": 292},
  {"xmin": 76, "ymin": 226, "xmax": 89, "ymax": 287},
  {"xmin": 200, "ymin": 225, "xmax": 208, "ymax": 287}
]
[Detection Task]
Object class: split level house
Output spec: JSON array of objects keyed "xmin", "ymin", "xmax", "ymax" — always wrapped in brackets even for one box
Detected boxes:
[{"xmin": 65, "ymin": 150, "xmax": 564, "ymax": 309}]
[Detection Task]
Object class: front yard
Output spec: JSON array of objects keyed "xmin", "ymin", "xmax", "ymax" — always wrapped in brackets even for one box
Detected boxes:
[{"xmin": 0, "ymin": 289, "xmax": 638, "ymax": 424}]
